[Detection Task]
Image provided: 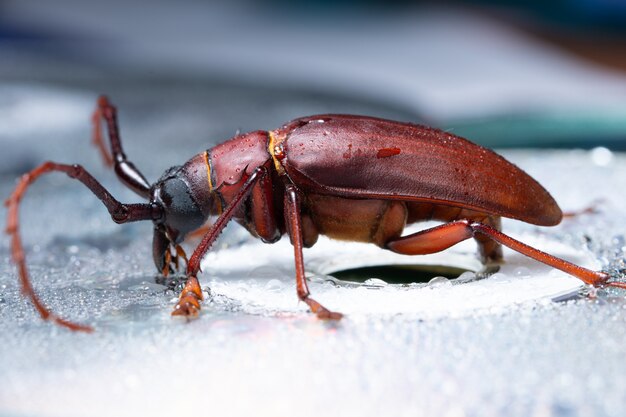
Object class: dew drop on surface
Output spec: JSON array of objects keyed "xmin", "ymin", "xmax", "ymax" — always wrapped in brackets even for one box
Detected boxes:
[
  {"xmin": 428, "ymin": 276, "xmax": 451, "ymax": 287},
  {"xmin": 549, "ymin": 269, "xmax": 563, "ymax": 278},
  {"xmin": 513, "ymin": 266, "xmax": 532, "ymax": 278},
  {"xmin": 456, "ymin": 271, "xmax": 475, "ymax": 282},
  {"xmin": 264, "ymin": 279, "xmax": 284, "ymax": 292},
  {"xmin": 363, "ymin": 278, "xmax": 387, "ymax": 288},
  {"xmin": 488, "ymin": 272, "xmax": 509, "ymax": 283},
  {"xmin": 248, "ymin": 265, "xmax": 285, "ymax": 279},
  {"xmin": 589, "ymin": 146, "xmax": 613, "ymax": 167}
]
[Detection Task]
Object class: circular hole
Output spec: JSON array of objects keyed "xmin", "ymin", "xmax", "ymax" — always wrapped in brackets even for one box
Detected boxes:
[{"xmin": 330, "ymin": 264, "xmax": 472, "ymax": 285}]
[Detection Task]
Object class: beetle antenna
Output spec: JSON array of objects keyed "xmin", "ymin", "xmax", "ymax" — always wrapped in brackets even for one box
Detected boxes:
[
  {"xmin": 92, "ymin": 96, "xmax": 152, "ymax": 199},
  {"xmin": 5, "ymin": 161, "xmax": 161, "ymax": 332}
]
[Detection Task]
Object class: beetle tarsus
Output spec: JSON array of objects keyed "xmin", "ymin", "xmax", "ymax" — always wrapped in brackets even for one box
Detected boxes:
[
  {"xmin": 172, "ymin": 275, "xmax": 204, "ymax": 318},
  {"xmin": 303, "ymin": 297, "xmax": 343, "ymax": 320},
  {"xmin": 604, "ymin": 280, "xmax": 626, "ymax": 290}
]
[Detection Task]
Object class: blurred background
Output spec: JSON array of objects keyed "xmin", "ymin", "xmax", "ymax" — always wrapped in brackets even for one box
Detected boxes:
[{"xmin": 2, "ymin": 0, "xmax": 626, "ymax": 161}]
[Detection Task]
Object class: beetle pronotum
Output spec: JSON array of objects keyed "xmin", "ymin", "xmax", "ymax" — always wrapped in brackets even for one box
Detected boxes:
[{"xmin": 6, "ymin": 96, "xmax": 625, "ymax": 331}]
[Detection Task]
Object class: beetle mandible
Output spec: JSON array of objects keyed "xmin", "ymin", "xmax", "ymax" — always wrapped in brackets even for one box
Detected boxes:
[{"xmin": 6, "ymin": 96, "xmax": 625, "ymax": 331}]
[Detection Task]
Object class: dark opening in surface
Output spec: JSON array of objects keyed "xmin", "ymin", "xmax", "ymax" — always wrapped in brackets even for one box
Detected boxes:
[{"xmin": 330, "ymin": 264, "xmax": 471, "ymax": 284}]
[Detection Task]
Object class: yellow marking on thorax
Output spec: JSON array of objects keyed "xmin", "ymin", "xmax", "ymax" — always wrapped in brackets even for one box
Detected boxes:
[
  {"xmin": 203, "ymin": 150, "xmax": 224, "ymax": 215},
  {"xmin": 203, "ymin": 150, "xmax": 213, "ymax": 191},
  {"xmin": 268, "ymin": 130, "xmax": 286, "ymax": 176}
]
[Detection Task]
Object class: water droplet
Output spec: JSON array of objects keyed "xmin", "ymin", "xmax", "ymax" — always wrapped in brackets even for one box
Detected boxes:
[
  {"xmin": 428, "ymin": 276, "xmax": 451, "ymax": 287},
  {"xmin": 456, "ymin": 271, "xmax": 475, "ymax": 282},
  {"xmin": 549, "ymin": 269, "xmax": 563, "ymax": 278},
  {"xmin": 513, "ymin": 266, "xmax": 531, "ymax": 278},
  {"xmin": 489, "ymin": 272, "xmax": 509, "ymax": 282},
  {"xmin": 264, "ymin": 279, "xmax": 284, "ymax": 292},
  {"xmin": 363, "ymin": 278, "xmax": 387, "ymax": 288},
  {"xmin": 248, "ymin": 265, "xmax": 280, "ymax": 279},
  {"xmin": 590, "ymin": 147, "xmax": 613, "ymax": 166}
]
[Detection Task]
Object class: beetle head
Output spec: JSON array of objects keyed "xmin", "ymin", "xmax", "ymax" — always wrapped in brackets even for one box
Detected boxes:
[{"xmin": 150, "ymin": 165, "xmax": 211, "ymax": 274}]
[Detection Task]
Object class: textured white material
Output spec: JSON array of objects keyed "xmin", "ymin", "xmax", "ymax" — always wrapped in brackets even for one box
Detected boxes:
[{"xmin": 203, "ymin": 232, "xmax": 586, "ymax": 320}]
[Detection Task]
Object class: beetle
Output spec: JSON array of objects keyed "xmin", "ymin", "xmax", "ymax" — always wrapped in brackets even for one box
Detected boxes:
[{"xmin": 6, "ymin": 96, "xmax": 626, "ymax": 332}]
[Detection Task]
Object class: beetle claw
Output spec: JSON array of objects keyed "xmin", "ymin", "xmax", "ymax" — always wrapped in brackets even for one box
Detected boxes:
[
  {"xmin": 316, "ymin": 309, "xmax": 343, "ymax": 321},
  {"xmin": 171, "ymin": 301, "xmax": 200, "ymax": 318},
  {"xmin": 303, "ymin": 297, "xmax": 343, "ymax": 321},
  {"xmin": 606, "ymin": 281, "xmax": 626, "ymax": 290}
]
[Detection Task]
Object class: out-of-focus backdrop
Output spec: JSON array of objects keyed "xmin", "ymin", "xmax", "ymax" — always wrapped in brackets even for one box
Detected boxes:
[{"xmin": 3, "ymin": 0, "xmax": 626, "ymax": 152}]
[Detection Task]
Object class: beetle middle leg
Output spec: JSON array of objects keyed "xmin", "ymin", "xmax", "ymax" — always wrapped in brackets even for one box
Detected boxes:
[
  {"xmin": 284, "ymin": 185, "xmax": 342, "ymax": 320},
  {"xmin": 386, "ymin": 220, "xmax": 626, "ymax": 289}
]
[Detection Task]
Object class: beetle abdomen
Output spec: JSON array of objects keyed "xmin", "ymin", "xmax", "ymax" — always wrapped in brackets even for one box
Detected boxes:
[
  {"xmin": 276, "ymin": 115, "xmax": 562, "ymax": 226},
  {"xmin": 304, "ymin": 193, "xmax": 406, "ymax": 246}
]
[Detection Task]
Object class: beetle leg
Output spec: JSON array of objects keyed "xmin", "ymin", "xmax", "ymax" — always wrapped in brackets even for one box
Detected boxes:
[
  {"xmin": 284, "ymin": 185, "xmax": 343, "ymax": 320},
  {"xmin": 5, "ymin": 161, "xmax": 160, "ymax": 332},
  {"xmin": 386, "ymin": 220, "xmax": 625, "ymax": 289},
  {"xmin": 171, "ymin": 167, "xmax": 267, "ymax": 317},
  {"xmin": 472, "ymin": 216, "xmax": 503, "ymax": 264},
  {"xmin": 92, "ymin": 96, "xmax": 151, "ymax": 198},
  {"xmin": 248, "ymin": 167, "xmax": 281, "ymax": 243},
  {"xmin": 175, "ymin": 244, "xmax": 189, "ymax": 267}
]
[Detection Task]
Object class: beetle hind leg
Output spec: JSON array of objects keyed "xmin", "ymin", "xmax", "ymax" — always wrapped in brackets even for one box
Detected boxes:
[
  {"xmin": 474, "ymin": 216, "xmax": 503, "ymax": 264},
  {"xmin": 386, "ymin": 219, "xmax": 621, "ymax": 289}
]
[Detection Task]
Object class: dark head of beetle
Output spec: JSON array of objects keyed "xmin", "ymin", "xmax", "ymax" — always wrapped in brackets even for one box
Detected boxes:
[{"xmin": 149, "ymin": 154, "xmax": 214, "ymax": 275}]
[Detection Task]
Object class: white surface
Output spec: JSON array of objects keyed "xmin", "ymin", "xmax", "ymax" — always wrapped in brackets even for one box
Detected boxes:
[
  {"xmin": 203, "ymin": 232, "xmax": 585, "ymax": 320},
  {"xmin": 2, "ymin": 148, "xmax": 626, "ymax": 417}
]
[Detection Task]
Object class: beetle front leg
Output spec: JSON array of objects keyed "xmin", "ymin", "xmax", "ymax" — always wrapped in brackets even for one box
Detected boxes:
[
  {"xmin": 284, "ymin": 185, "xmax": 342, "ymax": 320},
  {"xmin": 386, "ymin": 220, "xmax": 625, "ymax": 289},
  {"xmin": 171, "ymin": 167, "xmax": 266, "ymax": 317}
]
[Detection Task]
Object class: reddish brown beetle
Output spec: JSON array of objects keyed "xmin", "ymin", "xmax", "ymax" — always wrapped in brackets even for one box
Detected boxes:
[{"xmin": 6, "ymin": 96, "xmax": 625, "ymax": 331}]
